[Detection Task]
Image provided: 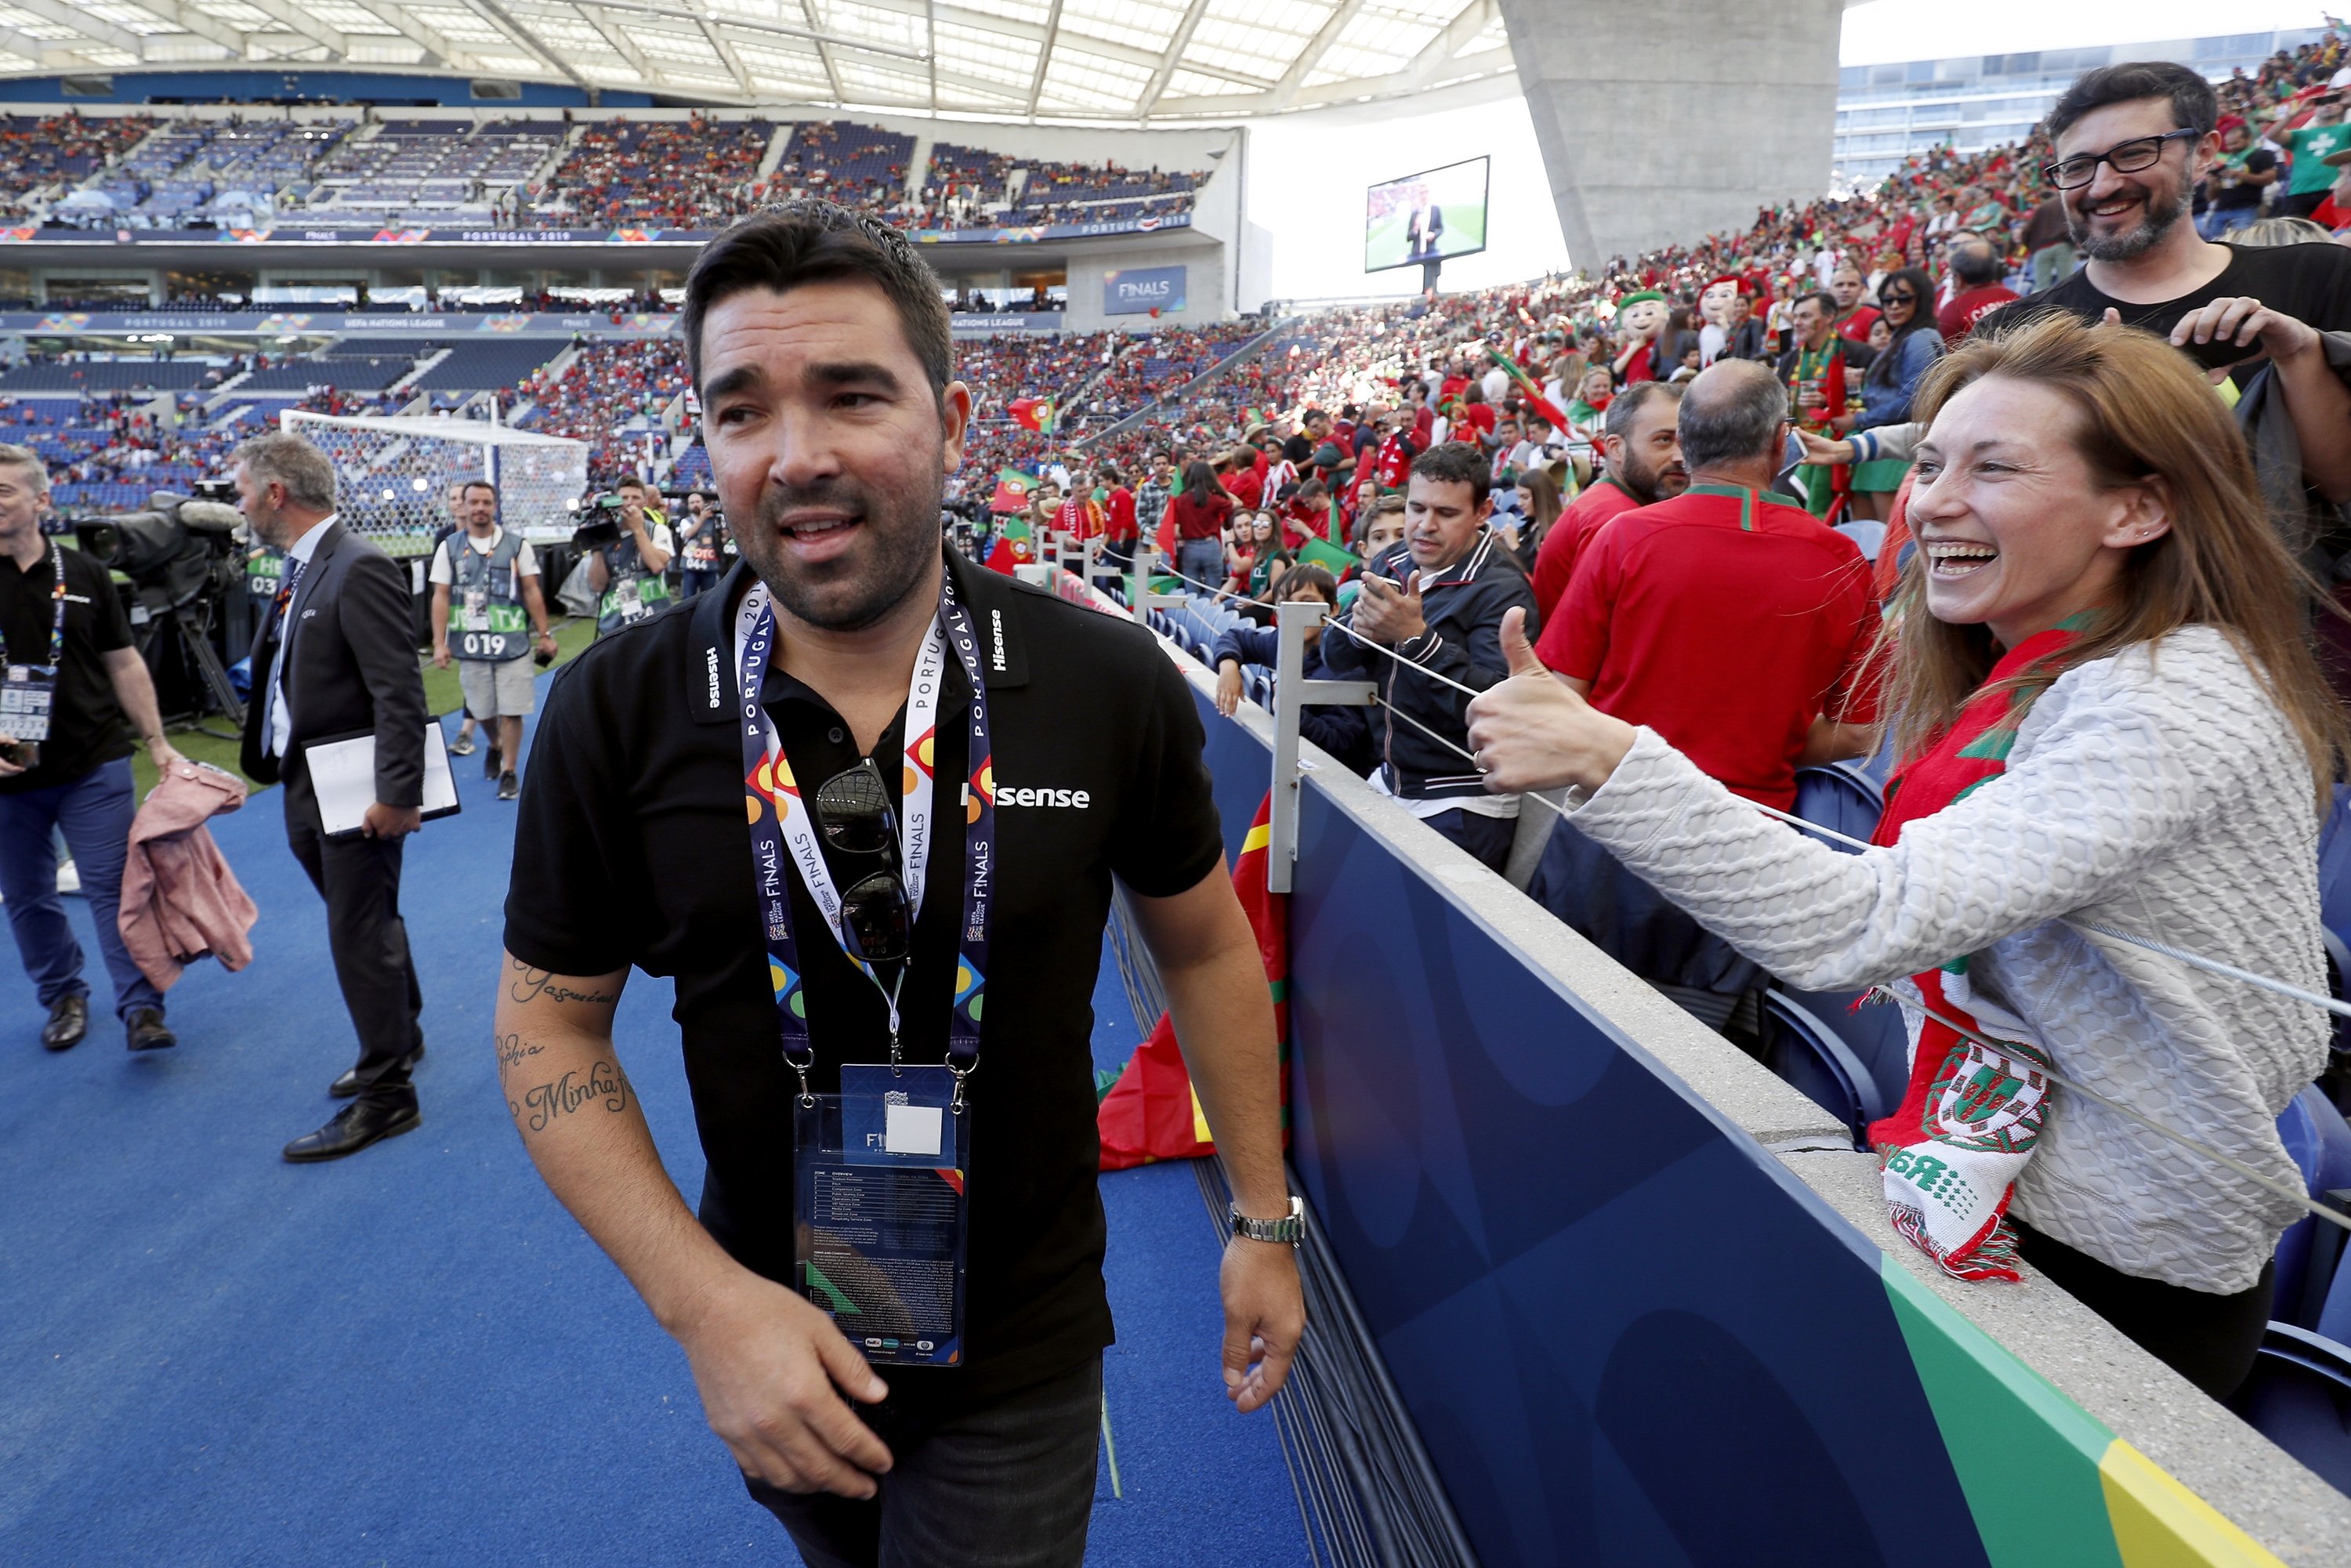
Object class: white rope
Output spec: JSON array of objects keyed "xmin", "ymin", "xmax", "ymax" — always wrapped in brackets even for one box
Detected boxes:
[{"xmin": 1137, "ymin": 566, "xmax": 2351, "ymax": 1021}]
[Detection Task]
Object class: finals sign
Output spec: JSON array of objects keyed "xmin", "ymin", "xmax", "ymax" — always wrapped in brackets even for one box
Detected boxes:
[{"xmin": 1103, "ymin": 264, "xmax": 1186, "ymax": 317}]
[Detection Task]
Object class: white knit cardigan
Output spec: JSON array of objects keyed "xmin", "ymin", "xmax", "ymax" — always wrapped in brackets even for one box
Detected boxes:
[{"xmin": 1565, "ymin": 626, "xmax": 2326, "ymax": 1293}]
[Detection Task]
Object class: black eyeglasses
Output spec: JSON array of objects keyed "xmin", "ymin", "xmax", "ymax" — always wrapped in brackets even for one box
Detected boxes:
[
  {"xmin": 811, "ymin": 760, "xmax": 911, "ymax": 964},
  {"xmin": 2041, "ymin": 129, "xmax": 2200, "ymax": 190},
  {"xmin": 1881, "ymin": 291, "xmax": 1915, "ymax": 305}
]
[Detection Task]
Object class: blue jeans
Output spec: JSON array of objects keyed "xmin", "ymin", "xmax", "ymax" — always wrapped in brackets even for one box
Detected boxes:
[
  {"xmin": 2197, "ymin": 204, "xmax": 2259, "ymax": 241},
  {"xmin": 680, "ymin": 567, "xmax": 722, "ymax": 599},
  {"xmin": 1175, "ymin": 538, "xmax": 1223, "ymax": 592},
  {"xmin": 0, "ymin": 756, "xmax": 162, "ymax": 1021}
]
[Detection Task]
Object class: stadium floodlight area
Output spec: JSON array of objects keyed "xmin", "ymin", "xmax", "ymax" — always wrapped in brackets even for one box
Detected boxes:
[{"xmin": 279, "ymin": 412, "xmax": 588, "ymax": 551}]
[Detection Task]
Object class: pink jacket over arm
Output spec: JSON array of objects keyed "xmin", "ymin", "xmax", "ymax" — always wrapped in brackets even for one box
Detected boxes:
[{"xmin": 118, "ymin": 761, "xmax": 259, "ymax": 990}]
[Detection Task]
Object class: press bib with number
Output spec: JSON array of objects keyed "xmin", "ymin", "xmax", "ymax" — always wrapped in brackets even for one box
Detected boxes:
[
  {"xmin": 734, "ymin": 571, "xmax": 996, "ymax": 1367},
  {"xmin": 446, "ymin": 529, "xmax": 532, "ymax": 662},
  {"xmin": 1, "ymin": 542, "xmax": 67, "ymax": 745},
  {"xmin": 597, "ymin": 537, "xmax": 672, "ymax": 636}
]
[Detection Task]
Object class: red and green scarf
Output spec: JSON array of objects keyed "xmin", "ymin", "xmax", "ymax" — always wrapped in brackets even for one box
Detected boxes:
[{"xmin": 1865, "ymin": 622, "xmax": 2083, "ymax": 1282}]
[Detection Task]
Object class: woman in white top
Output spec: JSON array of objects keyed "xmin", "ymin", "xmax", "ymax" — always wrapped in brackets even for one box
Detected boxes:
[{"xmin": 1466, "ymin": 313, "xmax": 2346, "ymax": 1399}]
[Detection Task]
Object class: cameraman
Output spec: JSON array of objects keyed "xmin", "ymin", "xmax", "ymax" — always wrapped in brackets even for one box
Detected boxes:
[
  {"xmin": 429, "ymin": 479, "xmax": 556, "ymax": 802},
  {"xmin": 582, "ymin": 477, "xmax": 675, "ymax": 636},
  {"xmin": 0, "ymin": 444, "xmax": 182, "ymax": 1052},
  {"xmin": 676, "ymin": 488, "xmax": 726, "ymax": 599}
]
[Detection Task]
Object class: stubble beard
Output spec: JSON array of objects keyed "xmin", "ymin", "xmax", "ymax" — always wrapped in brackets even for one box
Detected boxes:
[
  {"xmin": 738, "ymin": 456, "xmax": 945, "ymax": 634},
  {"xmin": 2067, "ymin": 174, "xmax": 2190, "ymax": 263}
]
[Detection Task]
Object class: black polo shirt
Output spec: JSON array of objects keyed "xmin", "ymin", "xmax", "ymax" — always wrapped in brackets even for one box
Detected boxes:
[
  {"xmin": 505, "ymin": 548, "xmax": 1224, "ymax": 1406},
  {"xmin": 0, "ymin": 541, "xmax": 135, "ymax": 795}
]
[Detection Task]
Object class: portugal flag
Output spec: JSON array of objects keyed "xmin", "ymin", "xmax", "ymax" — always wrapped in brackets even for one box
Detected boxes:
[
  {"xmin": 1009, "ymin": 395, "xmax": 1057, "ymax": 434},
  {"xmin": 1293, "ymin": 533, "xmax": 1361, "ymax": 576},
  {"xmin": 985, "ymin": 515, "xmax": 1034, "ymax": 574},
  {"xmin": 1484, "ymin": 344, "xmax": 1572, "ymax": 435},
  {"xmin": 1098, "ymin": 794, "xmax": 1288, "ymax": 1169},
  {"xmin": 988, "ymin": 466, "xmax": 1038, "ymax": 514}
]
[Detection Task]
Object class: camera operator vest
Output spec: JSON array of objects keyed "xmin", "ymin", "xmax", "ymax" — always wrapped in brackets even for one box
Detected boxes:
[
  {"xmin": 597, "ymin": 534, "xmax": 672, "ymax": 636},
  {"xmin": 447, "ymin": 529, "xmax": 532, "ymax": 662}
]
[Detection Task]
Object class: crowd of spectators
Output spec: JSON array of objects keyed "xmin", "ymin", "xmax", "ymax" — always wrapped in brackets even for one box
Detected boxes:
[
  {"xmin": 531, "ymin": 115, "xmax": 776, "ymax": 231},
  {"xmin": 0, "ymin": 114, "xmax": 154, "ymax": 223},
  {"xmin": 516, "ymin": 337, "xmax": 690, "ymax": 483}
]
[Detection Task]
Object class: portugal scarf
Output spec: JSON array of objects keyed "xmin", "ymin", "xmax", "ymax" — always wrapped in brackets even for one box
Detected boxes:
[{"xmin": 1865, "ymin": 624, "xmax": 2083, "ymax": 1282}]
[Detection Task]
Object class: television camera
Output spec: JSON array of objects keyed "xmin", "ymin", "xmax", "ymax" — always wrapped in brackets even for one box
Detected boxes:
[{"xmin": 67, "ymin": 480, "xmax": 248, "ymax": 730}]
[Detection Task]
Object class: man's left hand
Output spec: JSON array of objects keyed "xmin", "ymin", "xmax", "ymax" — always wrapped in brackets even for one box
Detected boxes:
[
  {"xmin": 2170, "ymin": 295, "xmax": 2320, "ymax": 363},
  {"xmin": 1353, "ymin": 569, "xmax": 1427, "ymax": 646},
  {"xmin": 362, "ymin": 802, "xmax": 423, "ymax": 839},
  {"xmin": 1219, "ymin": 1235, "xmax": 1305, "ymax": 1414},
  {"xmin": 145, "ymin": 737, "xmax": 187, "ymax": 772}
]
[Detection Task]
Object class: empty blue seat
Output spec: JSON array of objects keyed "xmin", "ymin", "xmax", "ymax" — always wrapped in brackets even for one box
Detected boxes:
[
  {"xmin": 1780, "ymin": 762, "xmax": 1911, "ymax": 1121},
  {"xmin": 1790, "ymin": 762, "xmax": 1882, "ymax": 853},
  {"xmin": 2225, "ymin": 1324, "xmax": 2351, "ymax": 1497},
  {"xmin": 2276, "ymin": 1087, "xmax": 2351, "ymax": 1331},
  {"xmin": 1759, "ymin": 989, "xmax": 1887, "ymax": 1147}
]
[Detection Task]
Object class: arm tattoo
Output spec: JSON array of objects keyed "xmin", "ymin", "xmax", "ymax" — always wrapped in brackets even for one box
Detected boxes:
[
  {"xmin": 507, "ymin": 957, "xmax": 619, "ymax": 1009},
  {"xmin": 496, "ymin": 1032, "xmax": 542, "ymax": 1070},
  {"xmin": 514, "ymin": 1058, "xmax": 631, "ymax": 1136}
]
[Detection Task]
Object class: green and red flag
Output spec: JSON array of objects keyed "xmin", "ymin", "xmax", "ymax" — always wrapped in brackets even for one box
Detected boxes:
[
  {"xmin": 985, "ymin": 514, "xmax": 1034, "ymax": 574},
  {"xmin": 988, "ymin": 466, "xmax": 1038, "ymax": 514},
  {"xmin": 1294, "ymin": 533, "xmax": 1362, "ymax": 576},
  {"xmin": 1483, "ymin": 344, "xmax": 1572, "ymax": 435},
  {"xmin": 1009, "ymin": 395, "xmax": 1057, "ymax": 434}
]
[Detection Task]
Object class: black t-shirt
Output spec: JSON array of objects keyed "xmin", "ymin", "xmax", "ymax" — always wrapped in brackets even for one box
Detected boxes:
[
  {"xmin": 1991, "ymin": 241, "xmax": 2351, "ymax": 375},
  {"xmin": 2212, "ymin": 147, "xmax": 2278, "ymax": 210},
  {"xmin": 1281, "ymin": 432, "xmax": 1315, "ymax": 465},
  {"xmin": 504, "ymin": 549, "xmax": 1225, "ymax": 1407},
  {"xmin": 0, "ymin": 541, "xmax": 134, "ymax": 794}
]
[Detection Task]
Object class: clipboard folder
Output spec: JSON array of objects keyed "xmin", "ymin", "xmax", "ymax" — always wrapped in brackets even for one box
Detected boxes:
[{"xmin": 302, "ymin": 720, "xmax": 463, "ymax": 838}]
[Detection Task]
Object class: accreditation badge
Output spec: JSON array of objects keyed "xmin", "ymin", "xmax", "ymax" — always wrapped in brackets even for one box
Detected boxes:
[
  {"xmin": 793, "ymin": 1063, "xmax": 969, "ymax": 1367},
  {"xmin": 1, "ymin": 663, "xmax": 58, "ymax": 743}
]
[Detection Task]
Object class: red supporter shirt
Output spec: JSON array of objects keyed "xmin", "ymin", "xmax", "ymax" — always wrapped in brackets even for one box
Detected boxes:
[
  {"xmin": 1226, "ymin": 467, "xmax": 1265, "ymax": 509},
  {"xmin": 1457, "ymin": 403, "xmax": 1496, "ymax": 438},
  {"xmin": 1936, "ymin": 284, "xmax": 2019, "ymax": 343},
  {"xmin": 1106, "ymin": 485, "xmax": 1136, "ymax": 542},
  {"xmin": 1168, "ymin": 491, "xmax": 1232, "ymax": 541},
  {"xmin": 1835, "ymin": 304, "xmax": 1882, "ymax": 345},
  {"xmin": 1529, "ymin": 477, "xmax": 1642, "ymax": 621},
  {"xmin": 1536, "ymin": 483, "xmax": 1880, "ymax": 810}
]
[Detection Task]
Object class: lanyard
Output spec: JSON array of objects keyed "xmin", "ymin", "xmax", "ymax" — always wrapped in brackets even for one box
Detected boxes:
[
  {"xmin": 5, "ymin": 542, "xmax": 66, "ymax": 671},
  {"xmin": 735, "ymin": 571, "xmax": 995, "ymax": 1107}
]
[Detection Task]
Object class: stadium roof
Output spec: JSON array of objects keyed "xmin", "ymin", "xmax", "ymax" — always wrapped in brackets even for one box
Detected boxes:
[{"xmin": 0, "ymin": 0, "xmax": 1516, "ymax": 121}]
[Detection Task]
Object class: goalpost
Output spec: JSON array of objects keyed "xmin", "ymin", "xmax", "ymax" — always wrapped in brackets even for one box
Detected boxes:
[{"xmin": 278, "ymin": 412, "xmax": 591, "ymax": 553}]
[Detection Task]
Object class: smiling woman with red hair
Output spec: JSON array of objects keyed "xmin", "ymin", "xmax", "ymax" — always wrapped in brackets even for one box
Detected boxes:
[{"xmin": 1466, "ymin": 312, "xmax": 2347, "ymax": 1399}]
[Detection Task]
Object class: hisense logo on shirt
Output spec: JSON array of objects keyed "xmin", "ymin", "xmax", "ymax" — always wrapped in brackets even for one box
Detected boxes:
[
  {"xmin": 705, "ymin": 646, "xmax": 721, "ymax": 708},
  {"xmin": 995, "ymin": 784, "xmax": 1090, "ymax": 809}
]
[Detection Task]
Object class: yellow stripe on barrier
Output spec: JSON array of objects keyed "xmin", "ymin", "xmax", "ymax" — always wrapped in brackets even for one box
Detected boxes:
[{"xmin": 2099, "ymin": 1439, "xmax": 2289, "ymax": 1568}]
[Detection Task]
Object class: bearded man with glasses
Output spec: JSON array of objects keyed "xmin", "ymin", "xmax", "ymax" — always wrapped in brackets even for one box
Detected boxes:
[{"xmin": 1991, "ymin": 60, "xmax": 2351, "ymax": 507}]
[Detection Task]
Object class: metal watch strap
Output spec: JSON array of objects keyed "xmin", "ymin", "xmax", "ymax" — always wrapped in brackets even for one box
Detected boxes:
[{"xmin": 1229, "ymin": 1195, "xmax": 1305, "ymax": 1246}]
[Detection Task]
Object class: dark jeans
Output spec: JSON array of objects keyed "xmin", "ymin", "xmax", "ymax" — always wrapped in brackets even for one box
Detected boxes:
[
  {"xmin": 2015, "ymin": 1222, "xmax": 2273, "ymax": 1400},
  {"xmin": 681, "ymin": 567, "xmax": 723, "ymax": 599},
  {"xmin": 284, "ymin": 764, "xmax": 422, "ymax": 1098},
  {"xmin": 1424, "ymin": 806, "xmax": 1516, "ymax": 875},
  {"xmin": 0, "ymin": 756, "xmax": 161, "ymax": 1021},
  {"xmin": 746, "ymin": 1353, "xmax": 1102, "ymax": 1568},
  {"xmin": 1175, "ymin": 538, "xmax": 1223, "ymax": 592}
]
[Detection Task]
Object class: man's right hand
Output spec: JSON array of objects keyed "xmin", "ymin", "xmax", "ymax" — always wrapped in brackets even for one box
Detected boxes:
[
  {"xmin": 433, "ymin": 642, "xmax": 451, "ymax": 669},
  {"xmin": 673, "ymin": 1267, "xmax": 895, "ymax": 1498},
  {"xmin": 1214, "ymin": 659, "xmax": 1244, "ymax": 716}
]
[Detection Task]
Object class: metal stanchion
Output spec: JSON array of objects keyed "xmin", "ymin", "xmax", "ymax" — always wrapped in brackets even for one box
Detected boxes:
[
  {"xmin": 1267, "ymin": 599, "xmax": 1374, "ymax": 895},
  {"xmin": 1128, "ymin": 541, "xmax": 1183, "ymax": 626}
]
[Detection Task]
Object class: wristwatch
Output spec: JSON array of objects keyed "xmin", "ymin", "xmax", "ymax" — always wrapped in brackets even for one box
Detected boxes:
[{"xmin": 1230, "ymin": 1195, "xmax": 1305, "ymax": 1247}]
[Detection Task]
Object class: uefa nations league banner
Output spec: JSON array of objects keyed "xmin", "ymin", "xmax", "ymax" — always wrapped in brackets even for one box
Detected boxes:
[{"xmin": 1103, "ymin": 265, "xmax": 1186, "ymax": 317}]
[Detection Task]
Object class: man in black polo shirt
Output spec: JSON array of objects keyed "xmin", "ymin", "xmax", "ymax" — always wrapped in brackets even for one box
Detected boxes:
[
  {"xmin": 0, "ymin": 445, "xmax": 183, "ymax": 1052},
  {"xmin": 497, "ymin": 202, "xmax": 1302, "ymax": 1567}
]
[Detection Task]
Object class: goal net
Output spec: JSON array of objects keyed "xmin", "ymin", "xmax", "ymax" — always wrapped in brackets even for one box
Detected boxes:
[{"xmin": 278, "ymin": 412, "xmax": 590, "ymax": 555}]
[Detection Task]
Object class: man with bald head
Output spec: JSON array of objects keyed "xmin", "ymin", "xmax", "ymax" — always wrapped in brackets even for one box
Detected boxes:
[{"xmin": 1534, "ymin": 359, "xmax": 1881, "ymax": 812}]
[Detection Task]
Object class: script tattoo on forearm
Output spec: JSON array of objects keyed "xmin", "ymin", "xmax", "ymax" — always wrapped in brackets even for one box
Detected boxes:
[
  {"xmin": 513, "ymin": 1058, "xmax": 630, "ymax": 1135},
  {"xmin": 495, "ymin": 1032, "xmax": 542, "ymax": 1072},
  {"xmin": 507, "ymin": 958, "xmax": 618, "ymax": 1009}
]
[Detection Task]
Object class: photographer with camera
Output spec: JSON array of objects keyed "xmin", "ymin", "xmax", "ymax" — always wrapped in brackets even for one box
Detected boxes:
[
  {"xmin": 0, "ymin": 444, "xmax": 182, "ymax": 1052},
  {"xmin": 677, "ymin": 489, "xmax": 727, "ymax": 599},
  {"xmin": 581, "ymin": 477, "xmax": 676, "ymax": 637},
  {"xmin": 428, "ymin": 480, "xmax": 556, "ymax": 802}
]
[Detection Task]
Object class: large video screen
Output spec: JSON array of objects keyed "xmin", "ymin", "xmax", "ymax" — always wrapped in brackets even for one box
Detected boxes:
[{"xmin": 1364, "ymin": 156, "xmax": 1490, "ymax": 274}]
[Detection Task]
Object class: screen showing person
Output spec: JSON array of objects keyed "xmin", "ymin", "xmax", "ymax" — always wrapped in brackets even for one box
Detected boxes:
[{"xmin": 1363, "ymin": 157, "xmax": 1491, "ymax": 273}]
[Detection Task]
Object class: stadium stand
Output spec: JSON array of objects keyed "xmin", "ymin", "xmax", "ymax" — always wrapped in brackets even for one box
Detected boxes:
[
  {"xmin": 407, "ymin": 340, "xmax": 562, "ymax": 393},
  {"xmin": 529, "ymin": 115, "xmax": 773, "ymax": 230},
  {"xmin": 767, "ymin": 119, "xmax": 916, "ymax": 219},
  {"xmin": 1, "ymin": 113, "xmax": 153, "ymax": 223}
]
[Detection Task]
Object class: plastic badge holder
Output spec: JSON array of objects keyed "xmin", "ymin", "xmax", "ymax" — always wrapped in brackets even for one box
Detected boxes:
[{"xmin": 794, "ymin": 1083, "xmax": 969, "ymax": 1369}]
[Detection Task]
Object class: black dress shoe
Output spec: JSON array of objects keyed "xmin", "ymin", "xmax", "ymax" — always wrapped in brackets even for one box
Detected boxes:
[
  {"xmin": 41, "ymin": 994, "xmax": 87, "ymax": 1052},
  {"xmin": 328, "ymin": 1039, "xmax": 426, "ymax": 1099},
  {"xmin": 484, "ymin": 741, "xmax": 502, "ymax": 780},
  {"xmin": 283, "ymin": 1091, "xmax": 421, "ymax": 1163},
  {"xmin": 125, "ymin": 1007, "xmax": 176, "ymax": 1052}
]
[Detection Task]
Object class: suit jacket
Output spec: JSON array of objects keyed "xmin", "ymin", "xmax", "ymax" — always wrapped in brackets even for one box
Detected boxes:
[{"xmin": 241, "ymin": 520, "xmax": 427, "ymax": 808}]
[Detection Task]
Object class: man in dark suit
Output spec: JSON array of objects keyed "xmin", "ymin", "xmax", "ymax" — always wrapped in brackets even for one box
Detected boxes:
[
  {"xmin": 1405, "ymin": 197, "xmax": 1445, "ymax": 261},
  {"xmin": 231, "ymin": 431, "xmax": 429, "ymax": 1162}
]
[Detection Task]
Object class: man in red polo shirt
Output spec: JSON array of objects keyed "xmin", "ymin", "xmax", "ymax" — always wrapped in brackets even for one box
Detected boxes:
[
  {"xmin": 1528, "ymin": 382, "xmax": 1686, "ymax": 619},
  {"xmin": 1536, "ymin": 359, "xmax": 1878, "ymax": 812}
]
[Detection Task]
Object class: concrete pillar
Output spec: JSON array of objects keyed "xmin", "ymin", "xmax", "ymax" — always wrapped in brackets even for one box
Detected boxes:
[{"xmin": 1496, "ymin": 0, "xmax": 1846, "ymax": 270}]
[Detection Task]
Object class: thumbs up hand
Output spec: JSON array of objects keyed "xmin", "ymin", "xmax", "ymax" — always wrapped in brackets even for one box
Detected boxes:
[{"xmin": 1466, "ymin": 607, "xmax": 1639, "ymax": 795}]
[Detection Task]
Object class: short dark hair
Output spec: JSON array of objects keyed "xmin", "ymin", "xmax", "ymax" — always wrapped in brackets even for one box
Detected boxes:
[
  {"xmin": 2046, "ymin": 60, "xmax": 2218, "ymax": 143},
  {"xmin": 1407, "ymin": 440, "xmax": 1491, "ymax": 509},
  {"xmin": 681, "ymin": 199, "xmax": 951, "ymax": 402},
  {"xmin": 1603, "ymin": 379, "xmax": 1682, "ymax": 442},
  {"xmin": 462, "ymin": 478, "xmax": 498, "ymax": 499},
  {"xmin": 1795, "ymin": 289, "xmax": 1837, "ymax": 317},
  {"xmin": 1270, "ymin": 561, "xmax": 1338, "ymax": 605},
  {"xmin": 1951, "ymin": 240, "xmax": 2005, "ymax": 288}
]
